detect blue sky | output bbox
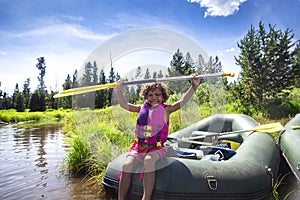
[0,0,299,93]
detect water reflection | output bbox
[0,124,99,200]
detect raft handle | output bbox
[207,175,218,191]
[265,166,274,187]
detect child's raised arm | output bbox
[116,80,140,112]
[166,74,201,114]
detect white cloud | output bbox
[225,47,235,52]
[216,50,223,56]
[19,23,109,41]
[187,0,247,17]
[0,16,115,92]
[103,13,178,31]
[59,14,85,22]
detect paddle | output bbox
[292,125,300,130]
[168,122,284,145]
[168,138,214,146]
[192,122,284,139]
[53,71,235,98]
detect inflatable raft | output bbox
[102,114,281,199]
[279,113,300,182]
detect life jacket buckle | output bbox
[156,141,161,147]
[145,132,152,137]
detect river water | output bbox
[0,124,99,200]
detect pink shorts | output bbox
[128,141,168,162]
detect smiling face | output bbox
[140,82,169,104]
[146,88,163,107]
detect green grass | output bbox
[62,107,134,177]
[0,108,71,122]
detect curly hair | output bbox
[140,82,169,102]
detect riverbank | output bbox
[0,108,71,125]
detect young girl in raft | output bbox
[116,75,201,200]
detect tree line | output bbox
[0,21,299,118]
[0,57,55,111]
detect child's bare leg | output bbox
[142,152,160,200]
[118,156,138,200]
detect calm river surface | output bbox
[0,124,99,200]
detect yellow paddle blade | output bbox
[292,125,300,130]
[219,140,240,150]
[53,82,121,98]
[250,122,284,133]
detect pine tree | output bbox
[95,69,108,108]
[235,21,297,112]
[2,92,11,109]
[107,66,117,106]
[157,70,164,78]
[34,57,47,111]
[168,49,192,93]
[293,42,300,87]
[36,57,47,91]
[168,49,185,77]
[184,52,195,75]
[74,62,95,109]
[16,93,25,112]
[82,62,93,86]
[12,83,25,111]
[61,74,72,108]
[92,61,98,85]
[12,83,19,109]
[195,54,206,74]
[153,71,157,79]
[144,68,151,79]
[135,66,143,79]
[73,70,79,88]
[63,74,72,90]
[23,78,31,109]
[29,91,39,112]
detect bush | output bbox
[64,107,134,176]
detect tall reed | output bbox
[63,106,134,177]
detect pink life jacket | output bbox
[135,102,169,146]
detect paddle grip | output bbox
[222,72,235,77]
